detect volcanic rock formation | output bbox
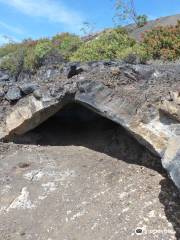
[0,61,179,188]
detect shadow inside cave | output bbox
[12,102,180,239]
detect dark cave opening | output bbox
[13,102,163,173]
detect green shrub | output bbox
[52,33,82,60]
[22,39,54,72]
[0,53,20,75]
[117,44,149,63]
[0,34,82,73]
[0,40,34,73]
[34,40,52,59]
[0,42,21,58]
[23,39,54,72]
[23,46,38,72]
[71,28,146,62]
[0,46,26,75]
[0,33,81,74]
[142,21,180,61]
[0,39,54,73]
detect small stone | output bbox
[20,232,26,236]
[33,89,42,99]
[18,162,31,169]
[110,67,121,76]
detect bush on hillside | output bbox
[70,28,147,62]
[0,33,82,74]
[23,39,53,72]
[0,39,40,74]
[116,44,148,63]
[2,21,180,75]
[0,42,20,58]
[52,33,82,60]
[0,50,24,76]
[142,21,180,61]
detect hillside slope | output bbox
[126,14,180,41]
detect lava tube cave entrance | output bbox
[13,102,162,172]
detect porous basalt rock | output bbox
[0,61,179,189]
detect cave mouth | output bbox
[13,102,163,172]
[13,102,118,148]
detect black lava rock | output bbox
[67,65,84,79]
[20,83,39,95]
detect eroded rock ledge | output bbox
[0,61,179,188]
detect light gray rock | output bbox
[0,72,9,82]
[33,89,42,99]
[5,86,22,101]
[162,136,180,188]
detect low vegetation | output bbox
[142,20,180,61]
[0,33,82,74]
[71,28,148,62]
[0,21,180,75]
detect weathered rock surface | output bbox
[0,61,179,189]
[162,136,180,189]
[5,86,22,101]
